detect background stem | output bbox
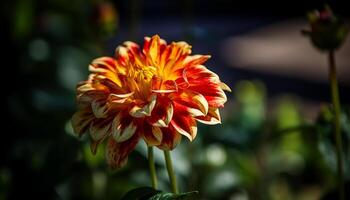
[328,50,344,200]
[164,150,178,194]
[148,146,158,189]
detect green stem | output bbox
[328,50,344,200]
[148,146,158,189]
[164,150,178,194]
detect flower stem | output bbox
[148,146,158,189]
[164,150,178,194]
[328,50,344,200]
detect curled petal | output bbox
[71,107,94,137]
[106,134,139,169]
[174,65,220,87]
[171,102,198,141]
[175,65,227,107]
[76,80,109,104]
[97,78,125,94]
[108,92,134,104]
[185,65,219,81]
[151,76,178,93]
[171,90,208,117]
[89,117,113,154]
[112,113,137,142]
[188,81,227,107]
[147,96,173,127]
[142,123,163,146]
[219,82,232,92]
[157,125,182,150]
[195,107,221,125]
[91,99,109,118]
[129,94,156,118]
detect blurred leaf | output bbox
[121,187,160,200]
[275,96,301,131]
[83,142,105,168]
[148,191,199,200]
[235,80,266,129]
[13,0,33,38]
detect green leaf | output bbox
[121,187,161,200]
[148,191,199,200]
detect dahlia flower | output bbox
[72,35,230,169]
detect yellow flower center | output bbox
[127,65,158,100]
[133,65,157,83]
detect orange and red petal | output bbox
[170,90,208,117]
[106,133,140,169]
[111,111,138,143]
[120,41,145,67]
[71,106,94,137]
[187,80,227,108]
[157,125,182,150]
[146,95,173,127]
[142,122,163,146]
[129,94,156,118]
[151,76,178,93]
[195,107,221,125]
[183,55,211,68]
[170,102,198,141]
[89,57,123,87]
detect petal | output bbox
[89,57,116,74]
[89,117,113,154]
[188,81,227,107]
[161,42,191,76]
[195,107,221,125]
[171,90,208,117]
[89,57,122,87]
[71,107,94,137]
[123,41,141,55]
[122,41,146,67]
[142,122,163,146]
[219,82,232,92]
[89,118,113,141]
[129,94,156,118]
[151,76,178,93]
[147,35,160,65]
[143,36,151,54]
[91,99,109,118]
[108,92,134,104]
[178,65,220,84]
[76,79,109,104]
[157,125,182,150]
[115,45,130,68]
[170,102,198,141]
[146,96,173,127]
[106,134,140,169]
[183,55,211,68]
[112,112,137,142]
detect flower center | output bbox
[134,65,157,83]
[127,65,158,100]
